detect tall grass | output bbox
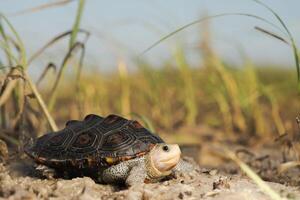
[0,0,87,135]
[142,1,299,93]
[48,0,86,111]
[0,2,297,197]
[174,47,197,126]
[251,0,300,91]
[0,0,296,141]
[118,59,131,117]
[0,14,58,132]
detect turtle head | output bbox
[146,143,181,179]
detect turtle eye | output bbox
[162,145,169,152]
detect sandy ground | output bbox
[0,158,299,200]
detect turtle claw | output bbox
[35,164,56,179]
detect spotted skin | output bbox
[98,156,192,186]
[100,156,151,186]
[34,155,192,186]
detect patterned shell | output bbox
[25,114,164,169]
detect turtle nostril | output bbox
[162,145,169,152]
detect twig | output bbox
[8,0,76,17]
[28,29,89,64]
[225,149,284,200]
[24,71,58,132]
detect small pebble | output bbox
[0,139,8,161]
[163,181,169,186]
[209,169,218,176]
[178,192,184,199]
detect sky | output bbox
[1,0,300,74]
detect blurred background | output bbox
[2,0,300,70]
[1,0,300,173]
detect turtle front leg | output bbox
[125,165,146,187]
[35,164,57,179]
[101,162,130,184]
[101,161,146,186]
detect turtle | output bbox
[24,114,192,186]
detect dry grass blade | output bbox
[278,161,300,174]
[0,14,58,132]
[11,70,26,128]
[0,79,17,106]
[0,37,21,107]
[28,29,90,64]
[254,26,289,45]
[24,71,58,131]
[0,15,27,109]
[0,130,19,146]
[225,149,284,200]
[48,42,84,111]
[0,67,25,108]
[7,74,25,81]
[37,63,57,86]
[8,0,76,17]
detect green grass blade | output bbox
[28,29,89,64]
[140,13,287,55]
[254,26,289,45]
[48,42,84,111]
[251,0,300,84]
[0,14,27,67]
[0,41,19,64]
[47,0,86,111]
[0,21,14,67]
[69,0,85,48]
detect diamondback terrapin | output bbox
[25,114,192,186]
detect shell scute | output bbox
[25,114,164,169]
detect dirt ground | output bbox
[0,155,300,200]
[1,132,300,200]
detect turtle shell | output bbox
[25,114,164,169]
